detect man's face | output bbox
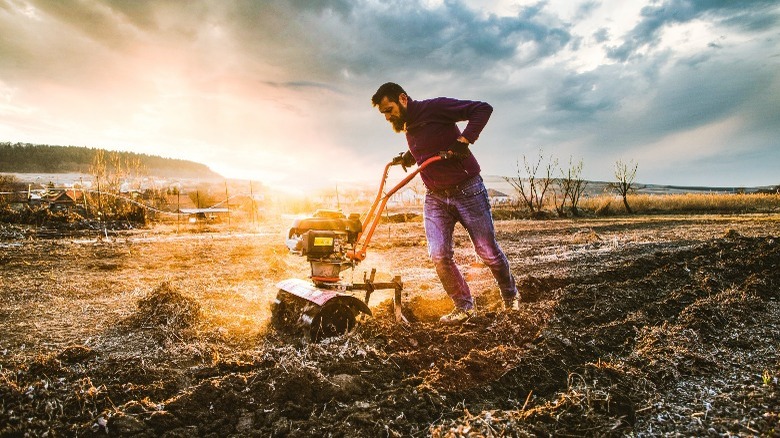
[377,95,407,133]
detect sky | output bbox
[0,0,778,191]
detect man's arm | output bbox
[435,97,493,144]
[460,101,492,144]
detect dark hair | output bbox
[371,82,409,107]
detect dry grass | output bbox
[578,192,780,215]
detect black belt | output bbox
[426,175,481,197]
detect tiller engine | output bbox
[272,153,448,341]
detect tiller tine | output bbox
[273,278,371,341]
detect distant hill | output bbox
[0,142,222,179]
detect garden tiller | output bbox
[272,152,452,341]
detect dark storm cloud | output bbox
[589,55,778,155]
[607,0,780,61]
[534,32,779,169]
[223,0,573,81]
[528,0,780,164]
[720,8,780,32]
[640,63,766,134]
[548,70,618,115]
[1,0,574,90]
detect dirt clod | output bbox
[56,344,96,363]
[133,281,201,330]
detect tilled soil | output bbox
[1,215,779,436]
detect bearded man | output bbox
[371,82,518,324]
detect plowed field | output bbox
[1,214,779,436]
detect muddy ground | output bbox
[1,214,779,437]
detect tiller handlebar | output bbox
[348,153,446,261]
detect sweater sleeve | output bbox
[434,97,493,143]
[462,102,492,143]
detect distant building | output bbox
[388,187,424,206]
[40,190,77,212]
[2,190,29,211]
[487,188,510,205]
[179,208,230,223]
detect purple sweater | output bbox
[404,97,493,190]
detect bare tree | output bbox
[552,174,570,217]
[90,150,107,215]
[188,183,221,209]
[553,157,588,217]
[567,159,588,216]
[89,150,137,218]
[611,159,638,214]
[108,152,124,194]
[90,150,106,184]
[504,150,556,215]
[0,174,19,206]
[126,155,146,192]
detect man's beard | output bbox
[390,105,407,133]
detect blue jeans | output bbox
[424,175,517,310]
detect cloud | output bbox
[217,0,575,84]
[557,52,774,146]
[574,1,600,21]
[606,0,780,61]
[547,70,619,115]
[0,0,778,188]
[720,7,780,32]
[593,28,610,43]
